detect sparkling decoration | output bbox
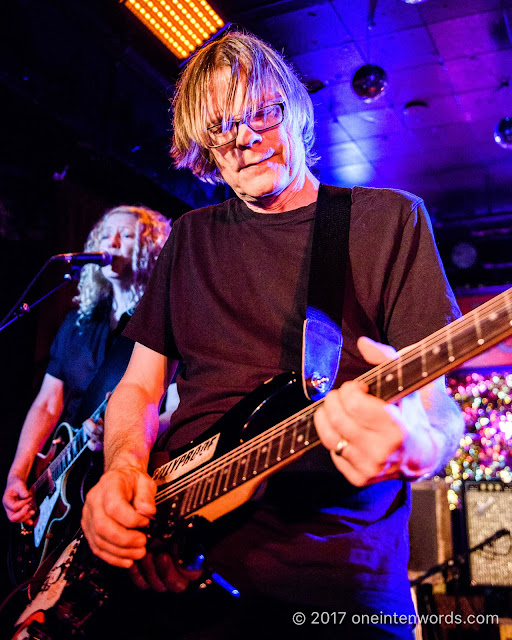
[351,64,388,103]
[443,371,512,509]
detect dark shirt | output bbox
[47,307,133,425]
[124,186,460,614]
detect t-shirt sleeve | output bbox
[123,231,180,359]
[46,311,79,381]
[383,197,461,351]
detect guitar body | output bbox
[10,534,110,640]
[149,370,314,541]
[8,423,98,589]
[7,284,512,638]
[9,373,311,640]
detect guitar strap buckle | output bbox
[302,307,343,401]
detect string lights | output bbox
[121,0,224,59]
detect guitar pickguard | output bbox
[15,536,82,630]
[34,476,63,548]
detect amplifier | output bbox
[409,479,452,575]
[464,480,512,587]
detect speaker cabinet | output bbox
[409,479,453,575]
[463,480,512,587]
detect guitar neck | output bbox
[32,398,108,493]
[155,287,512,518]
[363,287,512,402]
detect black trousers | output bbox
[96,581,415,640]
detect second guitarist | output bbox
[3,205,171,580]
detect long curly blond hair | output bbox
[74,205,171,324]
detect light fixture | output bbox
[399,0,429,4]
[351,64,388,103]
[451,242,478,269]
[494,116,512,150]
[121,0,225,59]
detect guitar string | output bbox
[154,407,320,507]
[357,290,512,386]
[32,398,108,492]
[154,408,318,507]
[154,289,512,508]
[358,290,511,382]
[33,427,89,492]
[153,290,512,502]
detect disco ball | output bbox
[352,64,388,103]
[451,242,478,269]
[494,117,512,150]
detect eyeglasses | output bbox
[205,102,285,148]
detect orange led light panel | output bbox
[122,0,224,59]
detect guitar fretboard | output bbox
[156,404,319,518]
[33,398,108,494]
[363,287,512,402]
[155,287,512,518]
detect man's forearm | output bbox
[103,381,160,473]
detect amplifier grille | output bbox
[464,481,512,587]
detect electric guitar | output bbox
[8,398,108,588]
[10,287,512,639]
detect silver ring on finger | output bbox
[333,438,348,457]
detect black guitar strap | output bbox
[302,184,352,400]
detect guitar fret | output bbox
[197,476,210,507]
[250,445,260,475]
[375,370,382,399]
[240,452,250,482]
[284,429,295,457]
[475,311,484,346]
[276,431,284,462]
[180,488,193,516]
[290,426,297,455]
[369,364,398,401]
[187,481,198,510]
[446,325,455,363]
[397,357,403,392]
[191,479,203,510]
[162,493,180,525]
[429,340,449,375]
[421,342,427,378]
[304,415,312,445]
[221,463,232,492]
[232,455,242,487]
[213,467,224,498]
[202,472,214,502]
[264,439,272,468]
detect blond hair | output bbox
[74,205,171,323]
[171,31,318,183]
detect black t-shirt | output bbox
[124,186,460,613]
[47,307,134,425]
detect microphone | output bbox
[51,252,113,267]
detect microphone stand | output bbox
[411,529,511,640]
[0,256,81,333]
[410,528,511,588]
